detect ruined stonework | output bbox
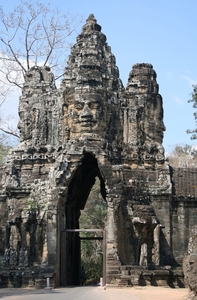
[0,14,196,288]
[183,226,197,300]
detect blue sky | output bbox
[1,0,197,152]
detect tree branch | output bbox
[0,127,20,138]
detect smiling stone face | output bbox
[143,95,166,145]
[17,109,33,142]
[64,91,107,138]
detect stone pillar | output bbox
[106,199,121,284]
[152,224,161,266]
[47,205,58,266]
[139,243,148,267]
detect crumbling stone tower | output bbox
[0,14,196,288]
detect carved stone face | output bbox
[18,110,32,141]
[65,92,106,137]
[144,96,166,144]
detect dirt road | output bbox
[0,286,188,300]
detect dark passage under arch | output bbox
[60,152,106,286]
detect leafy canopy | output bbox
[187,84,197,139]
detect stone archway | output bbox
[59,152,106,286]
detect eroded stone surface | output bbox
[0,14,196,289]
[183,226,197,299]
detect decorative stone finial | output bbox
[82,14,101,32]
[86,14,96,23]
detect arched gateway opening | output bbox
[59,152,107,286]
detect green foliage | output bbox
[187,84,197,139]
[80,177,107,230]
[79,177,107,285]
[167,144,197,167]
[0,134,12,164]
[25,194,46,212]
[25,198,42,212]
[81,254,103,285]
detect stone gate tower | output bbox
[0,14,196,288]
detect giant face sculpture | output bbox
[64,90,107,138]
[143,95,166,145]
[18,109,32,142]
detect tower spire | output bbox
[82,13,101,32]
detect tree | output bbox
[187,84,197,139]
[80,179,107,230]
[0,133,13,164]
[166,144,197,168]
[0,1,81,137]
[79,177,107,284]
